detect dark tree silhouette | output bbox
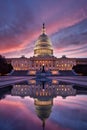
[73,64,87,76]
[0,55,13,75]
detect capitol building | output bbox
[7,24,87,75]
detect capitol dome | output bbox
[34,23,53,56]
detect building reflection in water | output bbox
[0,79,87,130]
[11,79,76,99]
[10,79,78,130]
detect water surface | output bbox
[0,79,87,130]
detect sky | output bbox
[0,95,87,130]
[0,0,87,58]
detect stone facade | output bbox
[7,55,77,71]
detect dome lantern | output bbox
[42,23,46,34]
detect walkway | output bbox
[0,76,87,88]
[50,76,87,87]
[0,76,32,88]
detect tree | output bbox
[0,55,13,75]
[73,64,87,76]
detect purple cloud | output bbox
[0,0,87,57]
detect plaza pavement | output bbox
[0,76,87,88]
[50,76,87,87]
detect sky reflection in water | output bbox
[0,80,87,130]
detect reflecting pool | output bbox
[0,79,87,130]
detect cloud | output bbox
[0,0,35,53]
[52,18,87,57]
[0,0,87,58]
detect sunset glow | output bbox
[0,0,87,58]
